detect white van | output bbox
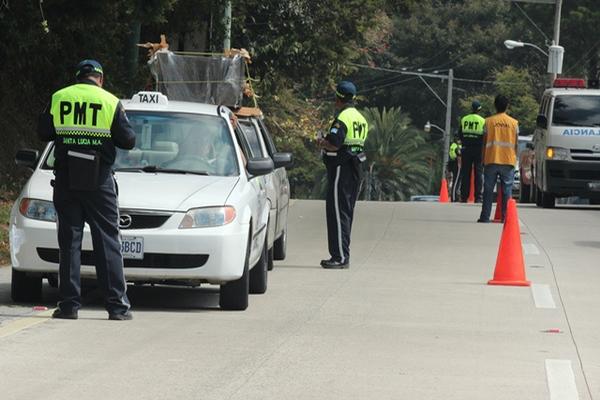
[530,79,600,208]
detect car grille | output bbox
[118,211,172,230]
[549,168,600,180]
[571,149,600,162]
[37,248,208,269]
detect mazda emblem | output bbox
[593,144,600,152]
[119,214,133,229]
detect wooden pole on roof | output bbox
[223,1,232,51]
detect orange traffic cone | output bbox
[467,166,475,203]
[439,178,449,203]
[488,199,530,286]
[493,186,503,222]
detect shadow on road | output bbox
[0,279,222,312]
[573,241,600,249]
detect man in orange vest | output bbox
[477,94,519,223]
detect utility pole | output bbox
[550,0,563,82]
[442,69,454,178]
[349,63,455,179]
[223,1,232,51]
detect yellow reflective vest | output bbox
[460,113,485,138]
[337,107,369,148]
[483,112,519,166]
[50,83,119,146]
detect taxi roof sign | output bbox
[131,91,169,105]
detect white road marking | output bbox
[545,359,579,400]
[523,242,540,255]
[531,284,556,309]
[0,309,53,339]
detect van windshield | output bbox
[552,95,600,127]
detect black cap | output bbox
[75,59,103,78]
[335,81,357,99]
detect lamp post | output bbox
[424,121,445,135]
[503,40,548,56]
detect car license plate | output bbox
[121,236,144,259]
[588,182,600,191]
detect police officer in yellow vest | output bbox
[448,136,462,201]
[317,81,368,269]
[478,94,519,223]
[37,60,136,320]
[459,100,486,202]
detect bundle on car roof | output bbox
[141,35,255,109]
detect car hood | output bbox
[116,173,239,211]
[24,170,239,212]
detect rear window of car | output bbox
[552,95,600,127]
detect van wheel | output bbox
[220,231,250,311]
[249,232,268,294]
[535,185,543,207]
[11,269,42,303]
[541,191,556,208]
[519,183,531,203]
[273,229,287,261]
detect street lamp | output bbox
[503,40,548,56]
[504,39,564,84]
[424,121,445,135]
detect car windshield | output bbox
[552,95,600,127]
[114,112,239,176]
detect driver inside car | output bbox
[162,126,218,172]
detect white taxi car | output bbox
[10,92,274,310]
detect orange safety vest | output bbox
[483,112,519,166]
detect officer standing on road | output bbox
[459,100,486,202]
[448,135,462,202]
[37,60,136,320]
[317,81,369,269]
[478,94,519,223]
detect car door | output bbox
[233,121,271,262]
[255,118,290,240]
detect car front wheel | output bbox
[219,230,250,311]
[249,231,268,294]
[11,269,42,303]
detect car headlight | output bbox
[19,198,57,222]
[546,147,569,160]
[179,206,236,229]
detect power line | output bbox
[512,1,551,45]
[350,63,528,86]
[563,38,600,76]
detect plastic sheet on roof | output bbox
[149,51,245,108]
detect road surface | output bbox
[0,200,599,399]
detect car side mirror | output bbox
[247,157,274,177]
[15,149,40,170]
[526,142,534,150]
[536,114,548,129]
[272,152,293,169]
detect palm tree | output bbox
[362,107,437,201]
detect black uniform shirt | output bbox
[325,105,352,150]
[37,79,136,171]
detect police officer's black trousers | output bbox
[460,146,483,202]
[325,159,360,264]
[53,174,130,314]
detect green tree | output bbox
[361,107,436,201]
[460,66,539,134]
